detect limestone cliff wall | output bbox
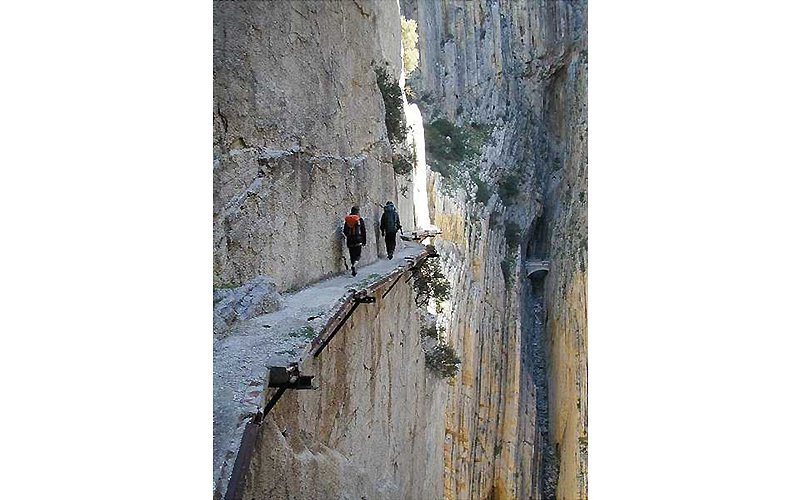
[402,0,588,498]
[425,117,539,500]
[213,0,413,292]
[214,1,587,498]
[214,2,448,499]
[539,48,588,500]
[242,278,447,499]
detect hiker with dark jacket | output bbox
[343,205,367,276]
[380,201,402,260]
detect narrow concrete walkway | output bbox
[213,242,426,494]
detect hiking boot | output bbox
[352,267,357,276]
[388,253,393,260]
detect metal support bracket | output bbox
[268,365,316,390]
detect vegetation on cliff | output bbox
[376,66,406,145]
[424,118,493,204]
[501,222,522,289]
[425,118,485,169]
[425,343,461,378]
[375,65,415,175]
[411,257,451,313]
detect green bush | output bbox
[505,222,522,251]
[421,323,441,339]
[498,172,521,204]
[392,143,416,175]
[501,256,516,289]
[425,119,491,208]
[412,257,451,313]
[425,343,461,378]
[425,118,477,165]
[375,66,407,145]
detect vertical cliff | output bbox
[214,0,410,292]
[214,0,586,498]
[214,1,448,498]
[400,0,587,498]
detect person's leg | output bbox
[348,246,357,275]
[350,245,362,275]
[385,232,396,259]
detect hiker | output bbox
[343,205,367,276]
[380,201,402,260]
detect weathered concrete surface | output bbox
[213,243,425,498]
[213,0,415,293]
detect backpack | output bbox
[384,207,398,233]
[344,214,361,240]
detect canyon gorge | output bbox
[213,1,587,499]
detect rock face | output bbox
[400,0,588,498]
[213,276,283,334]
[214,1,446,498]
[213,0,413,293]
[213,0,587,499]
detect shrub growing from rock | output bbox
[375,66,407,145]
[412,257,451,312]
[392,143,415,175]
[501,256,516,289]
[425,343,461,378]
[498,172,521,204]
[505,222,522,251]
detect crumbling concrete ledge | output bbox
[213,243,435,499]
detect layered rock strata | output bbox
[401,0,588,498]
[213,0,587,498]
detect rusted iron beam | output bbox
[381,273,405,298]
[263,387,287,415]
[223,405,264,500]
[310,250,433,358]
[313,301,360,357]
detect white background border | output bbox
[1,1,798,498]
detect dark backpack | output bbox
[384,208,398,233]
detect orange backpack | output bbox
[344,214,361,239]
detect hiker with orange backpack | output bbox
[343,205,367,276]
